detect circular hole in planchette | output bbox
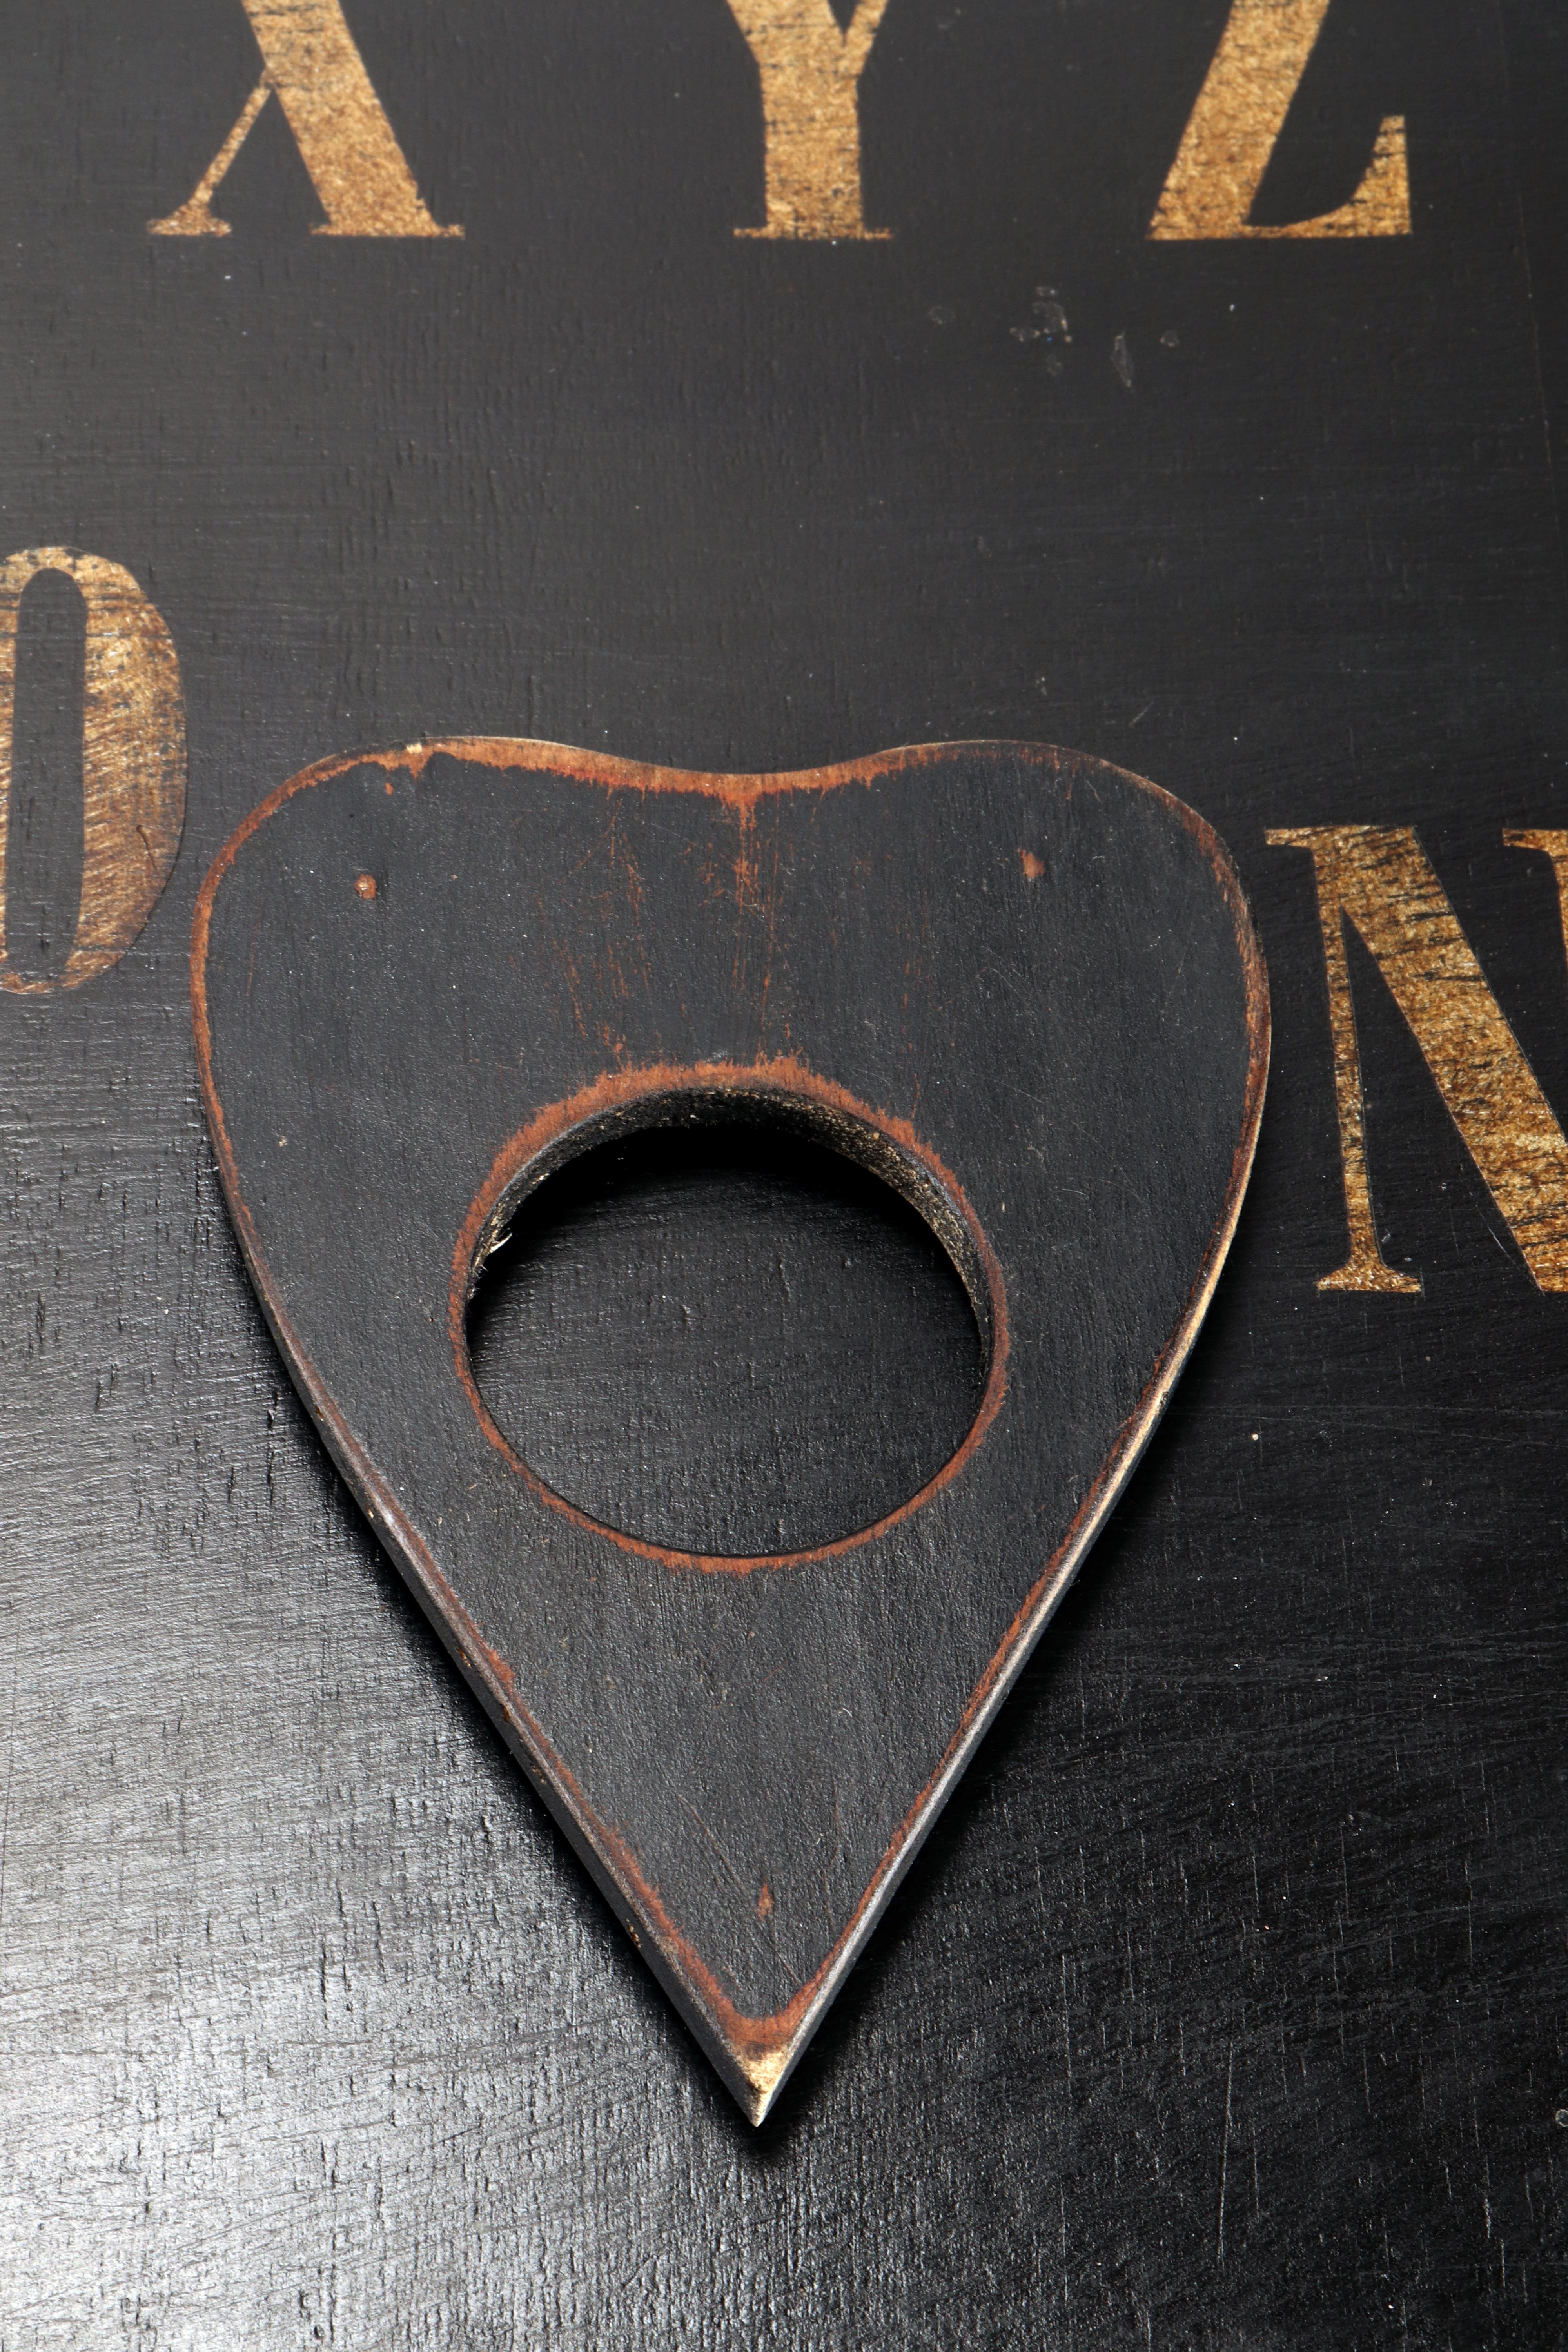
[465,1117,990,1559]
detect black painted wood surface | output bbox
[0,0,1565,2339]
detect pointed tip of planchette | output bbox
[625,1910,808,2126]
[735,2041,792,2129]
[715,2014,811,2127]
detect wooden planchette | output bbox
[191,738,1268,2122]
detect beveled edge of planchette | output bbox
[190,735,1271,2127]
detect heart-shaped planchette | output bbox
[192,739,1268,2121]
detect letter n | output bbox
[1267,826,1568,1292]
[151,0,459,238]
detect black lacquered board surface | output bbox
[0,0,1566,2342]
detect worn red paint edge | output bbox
[190,735,1271,2125]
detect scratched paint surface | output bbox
[0,0,1566,2343]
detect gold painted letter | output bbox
[725,0,894,240]
[0,550,187,993]
[1150,0,1408,240]
[151,0,459,238]
[1268,826,1568,1291]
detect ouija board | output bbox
[2,0,1566,2343]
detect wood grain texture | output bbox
[0,0,1564,2337]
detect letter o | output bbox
[0,547,186,993]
